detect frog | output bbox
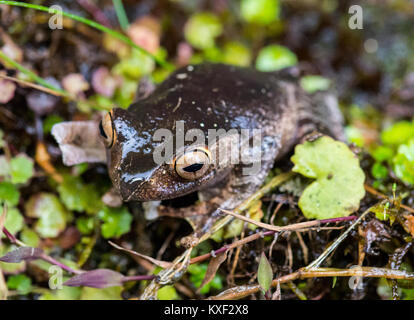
[97,63,345,240]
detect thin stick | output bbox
[220,209,356,233]
[209,267,414,300]
[0,74,66,97]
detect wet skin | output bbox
[99,63,344,234]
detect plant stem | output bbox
[112,0,129,31]
[122,275,156,282]
[40,253,82,275]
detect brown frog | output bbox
[98,63,344,237]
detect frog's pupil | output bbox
[183,163,204,173]
[99,121,108,139]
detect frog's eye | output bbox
[173,147,211,180]
[99,112,116,148]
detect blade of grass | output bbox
[0,49,72,97]
[0,1,173,70]
[112,0,129,31]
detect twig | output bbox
[208,267,414,300]
[220,209,356,233]
[0,74,66,97]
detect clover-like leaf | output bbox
[291,135,365,220]
[25,193,68,238]
[4,207,24,235]
[57,175,103,214]
[256,45,297,72]
[184,12,223,50]
[98,206,133,239]
[0,181,20,206]
[393,138,414,185]
[10,154,34,184]
[300,75,331,93]
[381,120,414,146]
[241,0,280,26]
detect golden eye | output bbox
[173,147,211,180]
[99,111,116,148]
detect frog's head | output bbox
[99,108,233,202]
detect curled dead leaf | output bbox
[51,121,106,166]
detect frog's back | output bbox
[128,63,344,158]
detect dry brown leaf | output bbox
[197,251,227,293]
[404,215,414,237]
[35,141,63,183]
[51,121,106,165]
[108,241,172,269]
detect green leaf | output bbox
[80,286,123,300]
[258,253,273,293]
[256,45,297,72]
[371,145,394,163]
[184,12,223,50]
[393,138,414,185]
[57,175,103,214]
[25,193,68,238]
[291,135,366,219]
[381,121,414,146]
[113,49,155,80]
[0,156,10,177]
[241,0,280,25]
[98,206,133,239]
[10,154,34,184]
[344,126,365,147]
[76,216,94,235]
[4,207,24,235]
[300,75,331,93]
[43,115,64,134]
[157,285,179,300]
[0,129,5,148]
[7,274,32,294]
[0,181,20,206]
[222,41,252,67]
[40,285,82,300]
[20,227,40,247]
[371,162,388,180]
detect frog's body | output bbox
[101,63,344,235]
